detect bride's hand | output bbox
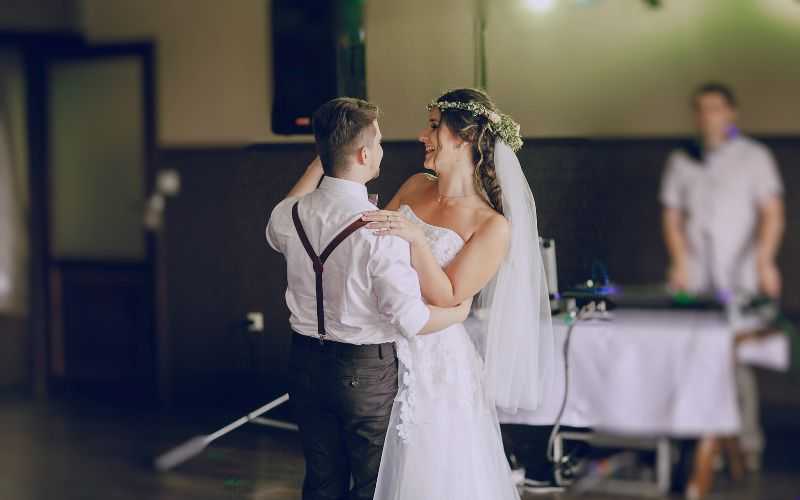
[361,210,426,246]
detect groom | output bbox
[266,97,470,500]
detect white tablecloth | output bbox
[498,310,741,437]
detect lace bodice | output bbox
[398,204,464,267]
[392,204,485,444]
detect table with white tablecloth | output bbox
[497,309,742,437]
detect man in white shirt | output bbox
[266,97,470,500]
[661,83,784,300]
[660,83,785,477]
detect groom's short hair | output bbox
[312,97,380,176]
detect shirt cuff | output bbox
[397,301,431,338]
[659,192,681,209]
[265,225,281,253]
[756,185,784,206]
[265,196,298,253]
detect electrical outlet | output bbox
[246,312,264,333]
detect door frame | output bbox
[19,38,167,404]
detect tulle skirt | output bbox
[374,323,520,500]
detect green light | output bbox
[672,291,695,305]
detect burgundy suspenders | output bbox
[291,202,368,344]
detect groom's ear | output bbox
[355,145,368,166]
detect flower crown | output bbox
[427,100,523,152]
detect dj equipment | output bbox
[540,238,559,312]
[562,284,726,311]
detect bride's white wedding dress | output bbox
[373,204,520,500]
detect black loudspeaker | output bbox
[271,0,366,135]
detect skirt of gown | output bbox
[373,323,520,500]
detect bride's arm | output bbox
[414,216,509,307]
[364,210,510,307]
[366,174,459,306]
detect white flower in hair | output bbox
[427,98,524,152]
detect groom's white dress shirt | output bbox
[267,176,430,345]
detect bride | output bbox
[362,88,555,499]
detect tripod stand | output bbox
[154,392,298,471]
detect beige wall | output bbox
[81,0,290,146]
[488,0,800,137]
[81,0,800,145]
[366,0,475,141]
[81,0,473,145]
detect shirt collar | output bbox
[318,176,368,200]
[705,134,745,162]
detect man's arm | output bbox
[419,301,472,335]
[756,196,785,298]
[662,207,689,291]
[266,156,324,253]
[286,156,324,199]
[660,153,689,291]
[362,208,509,307]
[752,148,785,298]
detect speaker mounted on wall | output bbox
[271,0,366,135]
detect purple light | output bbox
[715,289,733,305]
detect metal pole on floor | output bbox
[154,393,293,471]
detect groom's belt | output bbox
[292,332,397,361]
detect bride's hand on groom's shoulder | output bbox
[361,210,425,247]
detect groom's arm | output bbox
[419,301,472,335]
[265,197,295,254]
[266,156,324,253]
[370,235,470,337]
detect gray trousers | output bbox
[289,333,398,500]
[736,364,764,454]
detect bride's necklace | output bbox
[436,191,481,204]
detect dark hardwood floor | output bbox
[0,394,796,500]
